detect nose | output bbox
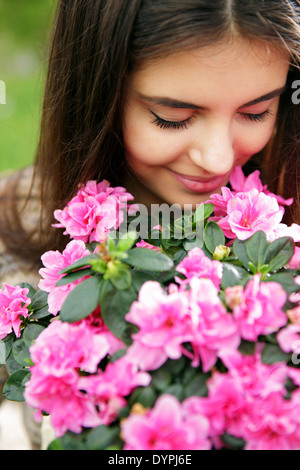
[188,118,235,176]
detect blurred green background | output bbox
[0,0,58,172]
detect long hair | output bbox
[1,0,300,267]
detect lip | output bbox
[169,169,229,194]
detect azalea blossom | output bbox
[136,240,162,252]
[225,274,287,341]
[207,167,300,242]
[24,319,111,436]
[0,284,31,340]
[79,355,151,425]
[38,240,91,315]
[184,347,300,449]
[121,394,211,450]
[187,277,240,371]
[53,180,135,243]
[125,281,192,370]
[286,246,300,269]
[229,166,293,207]
[175,247,223,288]
[218,189,283,240]
[243,392,300,450]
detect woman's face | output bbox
[122,38,289,208]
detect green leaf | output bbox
[183,372,209,398]
[23,323,46,348]
[163,384,184,401]
[60,276,102,323]
[151,369,172,392]
[183,236,204,251]
[30,289,48,311]
[129,386,157,408]
[221,433,245,449]
[3,369,31,402]
[86,426,122,451]
[108,267,132,290]
[204,221,225,254]
[116,231,137,252]
[18,283,36,299]
[55,268,94,286]
[99,279,138,345]
[48,433,87,450]
[131,270,154,292]
[12,339,30,367]
[194,203,214,224]
[246,231,268,269]
[124,247,174,272]
[238,340,256,356]
[264,271,300,294]
[221,262,252,288]
[232,238,251,270]
[0,335,14,364]
[58,254,100,274]
[6,351,23,374]
[0,341,6,365]
[264,236,295,272]
[30,304,52,320]
[261,343,290,364]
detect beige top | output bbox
[0,166,41,288]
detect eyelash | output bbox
[150,111,193,130]
[150,109,273,130]
[239,109,273,123]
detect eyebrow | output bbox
[137,86,286,110]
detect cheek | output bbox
[123,120,184,167]
[235,121,276,160]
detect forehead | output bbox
[128,38,290,109]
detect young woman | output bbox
[0,0,299,450]
[0,0,299,275]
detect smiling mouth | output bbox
[169,169,229,193]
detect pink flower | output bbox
[0,284,31,340]
[286,246,300,269]
[38,240,91,315]
[225,274,287,341]
[121,394,211,450]
[219,348,290,399]
[188,277,240,371]
[136,240,162,252]
[243,392,300,450]
[229,166,293,207]
[206,166,297,241]
[76,307,125,356]
[53,180,135,243]
[80,355,151,425]
[183,375,249,443]
[125,282,191,370]
[175,247,223,288]
[24,319,111,437]
[219,189,283,240]
[184,347,296,447]
[277,323,300,353]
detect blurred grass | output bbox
[0,0,57,172]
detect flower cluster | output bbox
[0,284,31,340]
[53,179,137,243]
[208,166,300,242]
[1,166,300,450]
[24,317,150,437]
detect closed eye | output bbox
[150,110,193,130]
[239,109,273,123]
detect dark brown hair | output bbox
[1,0,300,267]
